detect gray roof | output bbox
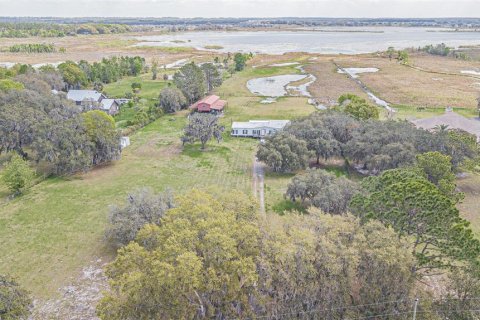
[101,99,116,110]
[412,112,480,139]
[232,120,290,130]
[66,90,104,102]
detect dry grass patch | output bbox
[333,54,479,109]
[304,57,368,106]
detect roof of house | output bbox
[190,95,226,110]
[411,111,480,138]
[66,90,104,102]
[100,99,117,111]
[232,120,291,130]
[202,95,221,105]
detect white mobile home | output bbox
[231,120,290,138]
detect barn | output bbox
[190,95,227,113]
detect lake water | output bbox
[134,27,480,54]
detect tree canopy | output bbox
[182,113,224,150]
[256,132,311,173]
[350,168,480,273]
[286,168,358,214]
[174,62,206,104]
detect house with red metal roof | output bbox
[190,95,227,113]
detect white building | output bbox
[231,120,290,138]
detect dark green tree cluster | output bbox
[8,43,57,53]
[0,72,121,176]
[0,22,131,38]
[420,43,452,56]
[337,93,379,120]
[286,168,358,214]
[260,111,479,175]
[98,190,419,320]
[350,168,480,274]
[77,56,146,84]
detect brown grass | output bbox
[331,53,480,109]
[304,56,369,105]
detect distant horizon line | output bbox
[1,16,480,19]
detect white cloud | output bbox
[0,0,479,17]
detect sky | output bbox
[1,0,480,18]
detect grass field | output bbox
[0,58,317,301]
[1,50,479,307]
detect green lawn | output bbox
[0,60,317,301]
[3,55,478,305]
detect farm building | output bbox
[67,90,106,106]
[100,99,120,116]
[231,120,290,138]
[67,90,121,115]
[190,95,227,113]
[411,110,480,141]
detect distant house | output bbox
[67,90,121,115]
[411,110,480,141]
[66,90,106,106]
[190,95,227,113]
[100,99,120,116]
[231,120,290,138]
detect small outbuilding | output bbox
[231,120,290,138]
[190,95,227,113]
[100,99,120,116]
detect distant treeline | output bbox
[8,43,63,53]
[2,17,480,28]
[0,22,132,38]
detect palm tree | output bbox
[434,124,450,133]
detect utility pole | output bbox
[412,298,419,320]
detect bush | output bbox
[1,154,35,195]
[0,274,32,320]
[105,188,175,247]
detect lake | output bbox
[134,27,480,54]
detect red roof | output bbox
[190,95,226,111]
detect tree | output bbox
[182,113,224,150]
[0,274,32,320]
[258,213,416,319]
[416,151,461,201]
[345,120,419,174]
[173,62,206,104]
[285,168,358,214]
[159,87,187,113]
[0,79,24,92]
[201,63,222,92]
[234,53,247,71]
[257,132,311,173]
[82,110,121,166]
[435,264,480,320]
[151,58,158,80]
[105,188,175,247]
[58,61,87,89]
[387,46,396,60]
[287,116,341,164]
[338,94,379,120]
[131,82,141,93]
[397,50,409,64]
[97,190,260,320]
[1,154,35,195]
[350,168,480,273]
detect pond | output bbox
[247,74,310,97]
